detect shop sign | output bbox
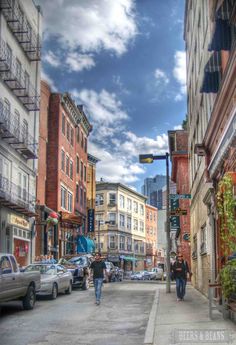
[9,215,30,229]
[87,209,95,232]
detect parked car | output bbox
[150,267,164,280]
[59,255,91,290]
[104,261,116,282]
[130,271,144,280]
[0,253,40,310]
[24,264,73,299]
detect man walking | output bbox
[172,254,189,301]
[90,252,107,305]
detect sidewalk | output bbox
[151,285,236,345]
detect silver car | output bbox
[24,264,73,299]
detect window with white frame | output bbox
[133,201,138,213]
[109,235,116,249]
[120,236,125,250]
[61,150,65,171]
[127,198,132,211]
[200,224,207,254]
[66,155,69,176]
[108,213,116,225]
[68,192,73,212]
[134,240,139,252]
[127,237,132,251]
[96,193,104,206]
[109,193,116,205]
[119,214,125,228]
[127,216,131,230]
[134,219,138,231]
[140,204,144,215]
[140,242,145,253]
[61,186,67,209]
[119,194,125,208]
[139,220,144,232]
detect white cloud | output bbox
[173,125,182,130]
[41,69,57,91]
[66,52,95,72]
[154,69,169,85]
[36,0,138,56]
[173,51,186,101]
[43,51,60,67]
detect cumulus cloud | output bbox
[41,69,57,91]
[66,52,95,72]
[173,50,186,101]
[154,69,169,85]
[36,0,137,56]
[43,51,60,67]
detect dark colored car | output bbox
[59,255,92,290]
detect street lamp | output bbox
[139,152,171,293]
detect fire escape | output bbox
[0,0,41,61]
[0,38,40,111]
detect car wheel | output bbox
[22,285,36,310]
[65,281,72,294]
[82,277,90,290]
[51,283,58,300]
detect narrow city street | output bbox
[0,281,158,345]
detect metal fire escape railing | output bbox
[0,99,38,159]
[0,174,36,216]
[0,0,41,61]
[0,38,40,111]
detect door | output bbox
[0,255,18,301]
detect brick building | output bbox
[168,130,191,268]
[36,81,92,259]
[145,204,158,268]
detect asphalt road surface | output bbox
[0,281,158,345]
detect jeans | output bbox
[94,278,103,302]
[176,277,185,299]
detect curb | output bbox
[144,288,160,345]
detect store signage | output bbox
[170,208,187,216]
[170,216,180,229]
[170,194,191,199]
[9,215,30,229]
[87,209,95,232]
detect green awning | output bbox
[121,256,138,261]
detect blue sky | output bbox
[36,0,187,192]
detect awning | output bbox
[200,52,221,93]
[120,255,138,261]
[60,211,82,226]
[209,0,234,52]
[77,235,95,253]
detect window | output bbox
[84,190,86,208]
[140,204,144,215]
[134,219,138,231]
[66,121,70,141]
[84,137,87,152]
[15,59,21,82]
[133,201,138,213]
[68,192,73,212]
[150,212,152,220]
[61,150,65,171]
[76,156,79,174]
[127,198,132,211]
[14,110,20,137]
[62,113,65,134]
[200,225,207,255]
[22,119,28,142]
[76,184,79,203]
[134,240,139,253]
[119,214,125,228]
[70,160,73,179]
[96,193,104,206]
[119,194,125,208]
[6,44,12,67]
[81,132,84,148]
[0,256,12,273]
[76,127,80,143]
[140,242,144,254]
[24,71,29,93]
[140,221,144,232]
[109,193,116,205]
[70,127,74,146]
[109,236,115,250]
[146,211,149,220]
[120,236,125,250]
[18,171,28,201]
[192,235,197,260]
[80,187,83,207]
[127,237,132,251]
[80,161,83,180]
[84,166,86,182]
[9,256,18,272]
[127,216,131,230]
[61,186,66,209]
[66,155,69,176]
[108,213,116,225]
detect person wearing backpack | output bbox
[172,253,190,301]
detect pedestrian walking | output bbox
[90,252,107,305]
[172,253,190,301]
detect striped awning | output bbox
[209,0,235,51]
[200,52,222,93]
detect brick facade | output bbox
[145,204,158,268]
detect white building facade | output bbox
[0,0,41,266]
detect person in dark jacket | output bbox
[90,252,107,305]
[172,254,189,301]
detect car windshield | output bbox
[69,256,87,266]
[25,264,56,275]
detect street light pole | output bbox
[98,220,101,253]
[139,152,171,293]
